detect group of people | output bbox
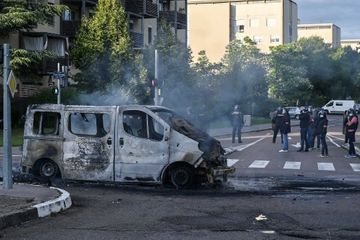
[231,104,358,158]
[271,106,358,158]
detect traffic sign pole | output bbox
[57,63,61,104]
[3,43,13,189]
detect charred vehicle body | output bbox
[21,104,235,188]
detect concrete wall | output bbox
[188,2,230,62]
[298,23,341,48]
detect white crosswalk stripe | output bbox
[317,162,335,171]
[249,160,270,169]
[227,159,239,167]
[350,163,360,172]
[283,161,301,170]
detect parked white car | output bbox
[285,107,301,119]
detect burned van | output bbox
[21,104,235,188]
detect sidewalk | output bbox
[0,183,72,230]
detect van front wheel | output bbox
[170,166,194,189]
[39,160,59,179]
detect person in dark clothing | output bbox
[343,110,349,144]
[345,109,358,158]
[231,105,244,143]
[298,107,310,152]
[279,108,291,152]
[309,108,321,150]
[316,110,328,157]
[272,107,284,144]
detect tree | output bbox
[267,43,312,105]
[219,39,269,115]
[71,0,149,103]
[0,0,67,79]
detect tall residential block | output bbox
[298,23,341,48]
[341,39,360,53]
[188,0,298,62]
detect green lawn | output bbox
[0,128,24,147]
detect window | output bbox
[253,36,263,44]
[69,113,110,137]
[326,101,334,107]
[270,35,280,43]
[238,25,245,33]
[123,110,164,141]
[148,27,152,45]
[33,112,61,135]
[267,18,276,27]
[335,102,343,106]
[250,19,259,28]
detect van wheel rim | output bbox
[41,162,56,177]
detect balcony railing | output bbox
[159,11,187,29]
[61,21,81,38]
[130,31,144,49]
[41,56,68,75]
[125,0,158,18]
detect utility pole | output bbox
[57,63,61,104]
[154,49,159,106]
[3,43,13,189]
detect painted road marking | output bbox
[227,159,239,167]
[317,162,335,171]
[249,160,270,169]
[350,163,360,172]
[283,161,301,170]
[327,135,340,147]
[232,134,270,152]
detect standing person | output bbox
[343,110,349,145]
[298,107,310,152]
[317,110,328,157]
[310,108,321,150]
[345,109,358,158]
[279,108,291,153]
[272,107,284,144]
[231,105,244,143]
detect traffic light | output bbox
[52,87,59,95]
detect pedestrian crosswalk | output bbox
[228,159,360,172]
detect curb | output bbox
[0,187,72,230]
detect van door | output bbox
[62,107,116,181]
[114,108,170,183]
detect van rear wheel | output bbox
[39,160,59,179]
[170,166,194,189]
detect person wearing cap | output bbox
[345,109,358,158]
[231,104,244,143]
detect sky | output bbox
[297,0,360,39]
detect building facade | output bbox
[341,39,360,53]
[298,23,341,48]
[188,0,298,62]
[1,0,188,98]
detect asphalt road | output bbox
[1,184,360,240]
[2,115,360,239]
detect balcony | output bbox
[125,0,158,18]
[130,32,144,49]
[61,21,81,38]
[159,11,187,29]
[61,0,98,6]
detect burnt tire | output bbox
[39,160,59,179]
[170,166,194,189]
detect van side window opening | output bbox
[336,102,343,106]
[69,112,110,137]
[33,112,61,135]
[123,110,164,141]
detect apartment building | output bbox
[298,23,341,48]
[341,39,360,53]
[188,0,298,62]
[1,0,188,98]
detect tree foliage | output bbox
[71,0,149,103]
[0,0,67,78]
